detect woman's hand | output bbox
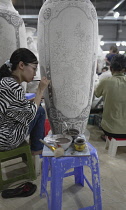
[38,77,50,92]
[34,77,50,108]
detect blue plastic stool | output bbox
[25,93,36,100]
[40,142,102,210]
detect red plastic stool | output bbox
[44,119,51,136]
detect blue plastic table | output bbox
[40,142,102,210]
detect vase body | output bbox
[26,27,41,93]
[97,35,105,73]
[0,0,27,65]
[26,27,37,54]
[26,27,41,80]
[38,0,98,134]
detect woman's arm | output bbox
[33,77,50,108]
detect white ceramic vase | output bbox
[25,27,41,93]
[38,0,98,134]
[0,0,27,90]
[26,27,37,54]
[97,35,105,73]
[26,27,41,80]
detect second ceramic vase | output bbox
[0,0,27,65]
[0,0,27,91]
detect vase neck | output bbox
[0,0,16,12]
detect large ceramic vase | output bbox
[38,0,98,134]
[0,0,27,65]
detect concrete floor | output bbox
[0,124,126,210]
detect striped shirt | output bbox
[0,77,37,151]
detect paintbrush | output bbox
[39,139,64,157]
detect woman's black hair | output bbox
[0,48,38,80]
[110,54,126,72]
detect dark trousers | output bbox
[102,128,126,138]
[28,106,46,151]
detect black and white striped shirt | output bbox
[0,77,37,151]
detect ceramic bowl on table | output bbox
[53,134,72,150]
[62,128,80,141]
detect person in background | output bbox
[0,48,50,154]
[99,66,112,81]
[105,45,119,66]
[94,54,126,140]
[97,66,108,76]
[101,66,109,72]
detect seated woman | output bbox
[0,48,50,154]
[94,54,126,138]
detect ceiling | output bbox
[12,0,126,51]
